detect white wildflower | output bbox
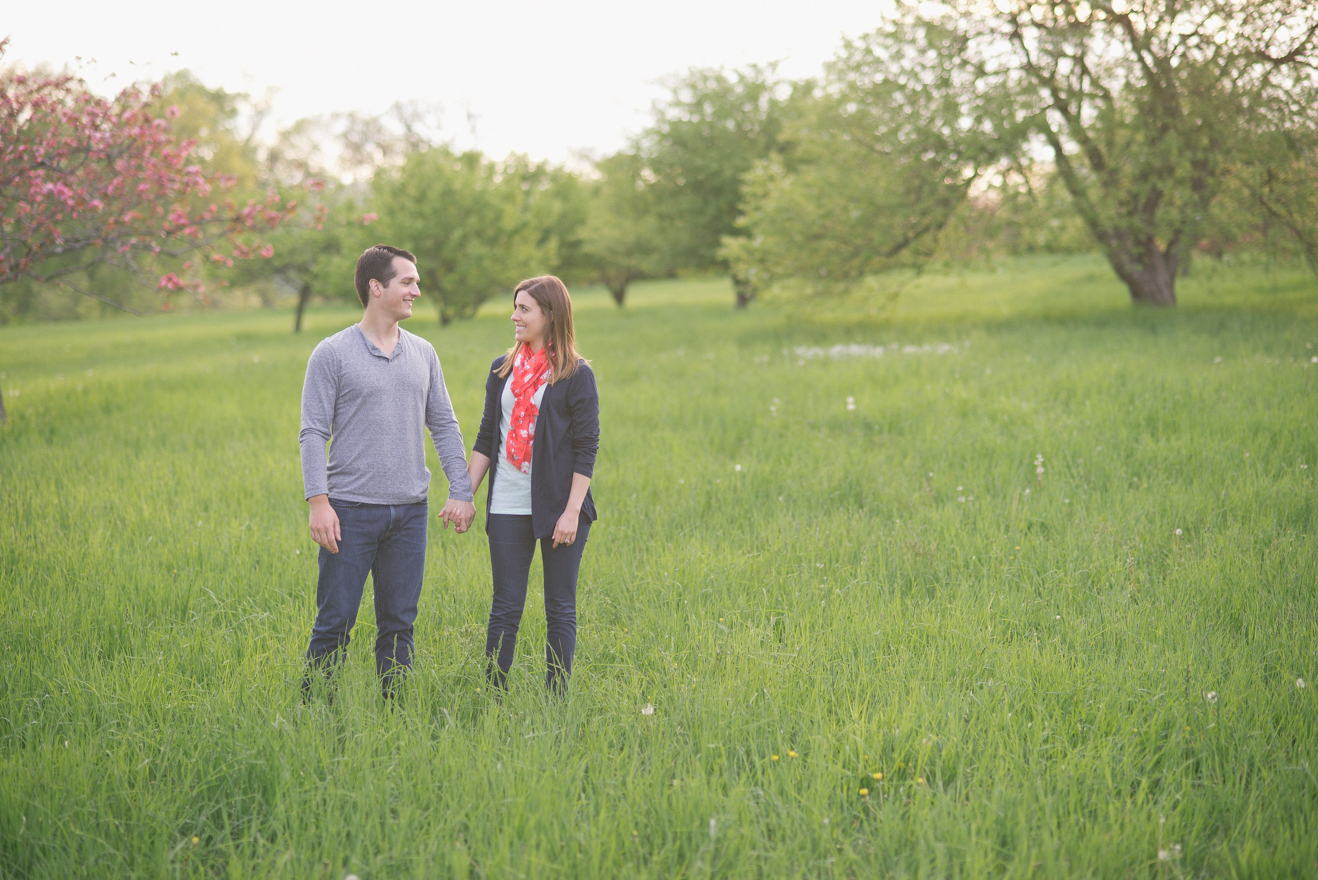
[1206,691,1218,703]
[641,703,655,716]
[1298,678,1306,689]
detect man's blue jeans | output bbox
[303,498,428,697]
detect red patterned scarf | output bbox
[505,344,551,474]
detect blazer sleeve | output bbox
[568,362,600,478]
[472,356,507,459]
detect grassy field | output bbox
[2,253,1316,878]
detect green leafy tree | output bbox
[939,0,1314,305]
[223,181,377,331]
[1239,75,1318,275]
[578,151,664,306]
[990,0,1318,304]
[155,71,264,188]
[725,24,1015,301]
[734,1,1317,307]
[632,65,787,304]
[519,161,593,289]
[371,148,555,325]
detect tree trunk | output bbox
[293,281,312,333]
[608,281,627,307]
[733,274,756,308]
[1106,241,1179,306]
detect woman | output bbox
[468,276,599,695]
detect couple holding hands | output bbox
[298,244,599,700]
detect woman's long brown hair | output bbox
[494,275,586,384]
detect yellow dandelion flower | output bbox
[872,772,882,781]
[191,836,199,845]
[788,750,798,758]
[916,776,926,784]
[859,788,869,797]
[771,754,779,761]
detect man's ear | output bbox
[368,278,381,298]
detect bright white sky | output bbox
[6,0,894,165]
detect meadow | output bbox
[1,253,1316,878]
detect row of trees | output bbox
[3,0,1317,331]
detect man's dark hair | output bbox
[354,244,417,307]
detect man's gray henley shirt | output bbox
[299,324,473,505]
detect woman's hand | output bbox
[553,473,592,549]
[552,508,579,549]
[550,474,593,550]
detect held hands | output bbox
[439,499,476,533]
[308,495,341,554]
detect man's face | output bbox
[370,257,420,320]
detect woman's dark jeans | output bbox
[485,512,590,694]
[303,499,428,699]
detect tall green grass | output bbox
[2,254,1316,878]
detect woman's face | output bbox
[512,290,550,350]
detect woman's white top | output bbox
[489,376,545,515]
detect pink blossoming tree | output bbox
[0,40,295,308]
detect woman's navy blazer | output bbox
[473,355,599,539]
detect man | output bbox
[299,244,475,700]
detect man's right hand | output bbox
[308,495,341,553]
